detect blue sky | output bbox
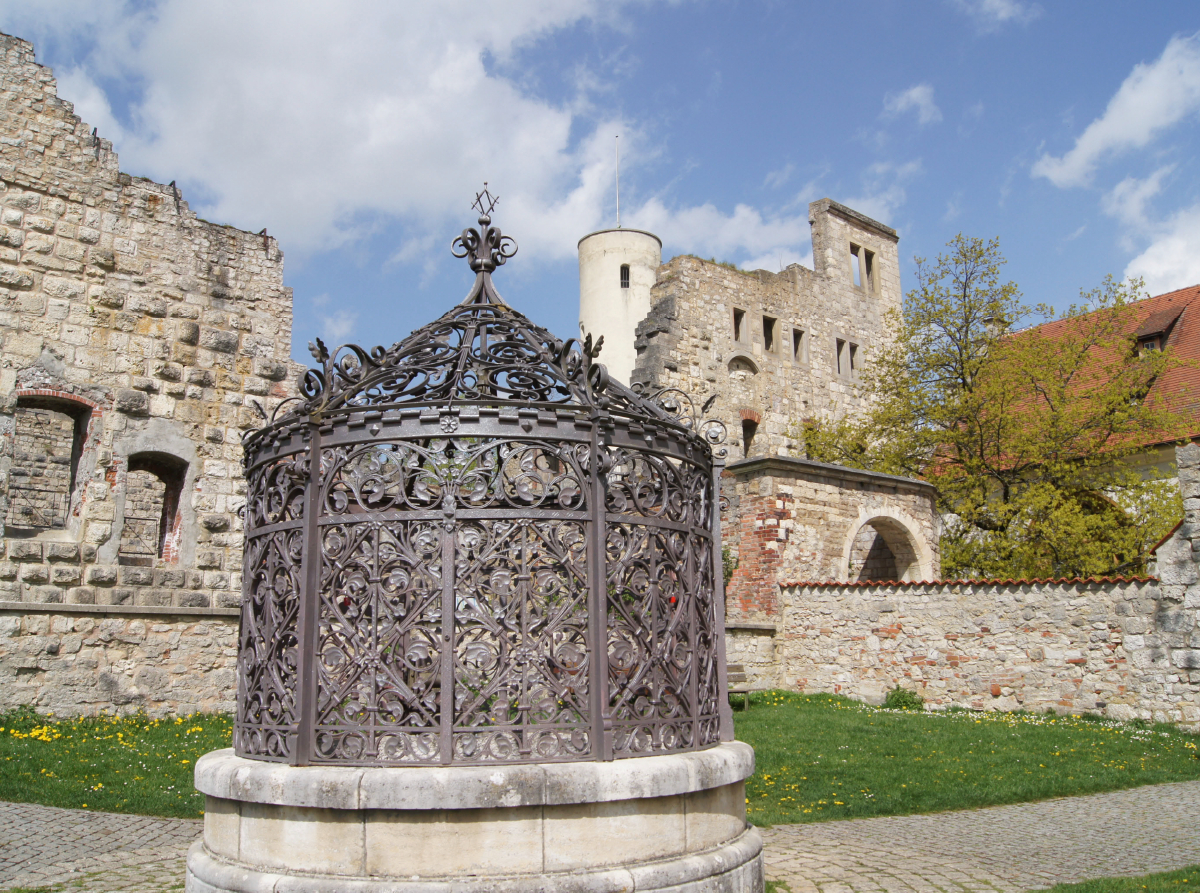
[1,1,1198,364]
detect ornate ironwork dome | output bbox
[236,192,730,766]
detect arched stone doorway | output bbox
[846,516,924,582]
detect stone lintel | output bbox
[726,454,935,494]
[0,600,239,617]
[809,197,899,241]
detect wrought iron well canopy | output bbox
[236,192,730,766]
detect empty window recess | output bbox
[741,419,758,457]
[792,328,805,362]
[733,308,746,341]
[836,339,859,378]
[763,316,777,352]
[620,264,630,289]
[850,244,877,292]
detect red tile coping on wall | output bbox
[1149,518,1185,555]
[779,575,1158,588]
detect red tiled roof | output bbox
[1021,284,1200,444]
[779,576,1157,588]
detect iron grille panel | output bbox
[235,208,730,766]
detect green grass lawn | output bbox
[4,693,1200,826]
[736,691,1200,827]
[1041,865,1200,893]
[0,706,230,818]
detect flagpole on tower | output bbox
[615,135,620,229]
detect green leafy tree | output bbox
[803,235,1184,579]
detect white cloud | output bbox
[739,249,813,275]
[1101,165,1174,230]
[629,199,812,266]
[0,2,920,280]
[883,84,942,126]
[55,67,127,145]
[952,0,1041,33]
[843,160,923,224]
[320,309,359,344]
[764,163,794,190]
[0,0,813,268]
[1123,203,1200,294]
[1032,32,1200,188]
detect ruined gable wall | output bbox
[0,32,295,715]
[632,200,901,462]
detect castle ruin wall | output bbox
[0,32,292,715]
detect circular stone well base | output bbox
[185,742,761,893]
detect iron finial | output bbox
[472,182,499,218]
[452,184,517,273]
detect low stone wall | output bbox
[0,603,237,716]
[728,576,1200,728]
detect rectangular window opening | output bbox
[620,264,630,289]
[6,401,89,531]
[741,419,758,458]
[836,338,846,376]
[763,315,777,352]
[119,456,188,565]
[792,328,805,362]
[864,250,875,293]
[850,244,862,288]
[849,342,859,377]
[733,308,745,341]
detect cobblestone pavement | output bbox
[0,801,197,892]
[3,782,1200,892]
[763,779,1200,892]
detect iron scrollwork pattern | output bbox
[234,201,729,766]
[235,422,309,761]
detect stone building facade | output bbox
[723,456,940,622]
[0,31,296,714]
[630,199,901,460]
[591,199,938,608]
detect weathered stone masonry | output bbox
[0,32,293,714]
[724,443,1200,729]
[632,200,902,462]
[722,455,940,621]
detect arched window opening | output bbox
[118,453,187,565]
[849,517,920,582]
[728,356,759,379]
[620,264,630,289]
[5,398,90,532]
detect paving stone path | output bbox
[0,801,197,892]
[2,782,1200,892]
[763,779,1200,892]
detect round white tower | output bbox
[578,228,662,386]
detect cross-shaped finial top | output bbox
[472,182,499,218]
